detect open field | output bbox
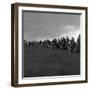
[24,46,80,77]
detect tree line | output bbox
[24,35,80,53]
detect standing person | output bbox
[70,37,75,52]
[66,37,71,54]
[77,35,80,52]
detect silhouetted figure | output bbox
[66,36,71,54]
[77,35,80,52]
[70,37,75,52]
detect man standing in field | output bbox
[66,37,71,54]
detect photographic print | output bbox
[23,11,80,77]
[11,3,88,87]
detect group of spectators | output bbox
[24,35,80,53]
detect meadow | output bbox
[24,46,80,77]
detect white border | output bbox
[18,6,86,84]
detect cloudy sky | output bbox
[23,11,80,41]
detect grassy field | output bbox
[24,46,80,77]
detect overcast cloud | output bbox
[23,11,80,41]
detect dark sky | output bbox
[23,11,80,41]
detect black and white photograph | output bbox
[11,3,87,87]
[23,11,80,77]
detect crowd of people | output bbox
[24,35,80,53]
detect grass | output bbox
[24,46,80,77]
